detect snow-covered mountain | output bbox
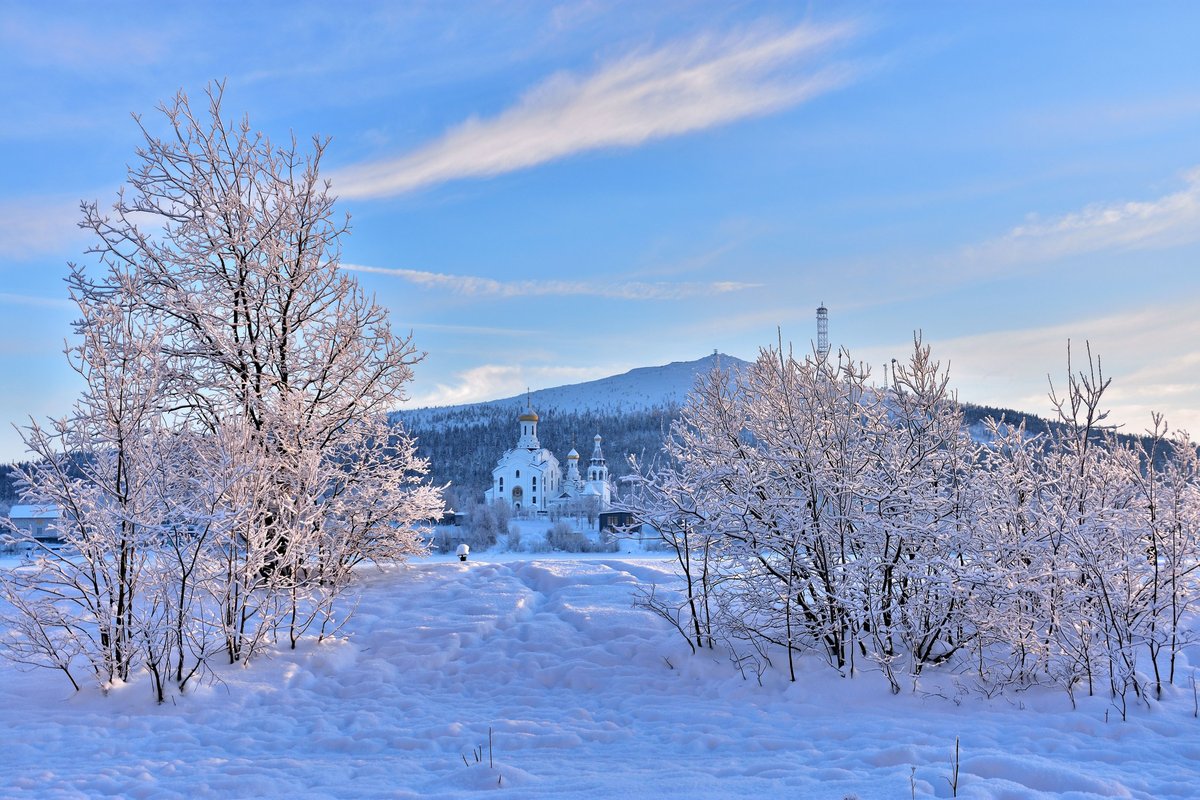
[395,352,1160,501]
[394,352,1064,502]
[403,352,749,427]
[395,354,749,500]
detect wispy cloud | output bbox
[393,320,538,337]
[343,263,759,300]
[0,293,73,310]
[871,302,1200,436]
[409,363,613,408]
[966,166,1200,265]
[333,22,860,198]
[1016,92,1200,141]
[0,11,166,72]
[0,197,88,260]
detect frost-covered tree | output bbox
[1,84,442,699]
[629,335,1200,704]
[629,344,880,679]
[855,336,981,691]
[1139,422,1200,692]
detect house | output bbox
[8,504,61,543]
[599,510,639,534]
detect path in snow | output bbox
[2,556,1199,798]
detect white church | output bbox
[483,404,612,514]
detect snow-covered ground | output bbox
[3,554,1198,799]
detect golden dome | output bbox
[519,410,539,422]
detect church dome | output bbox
[567,448,579,460]
[519,410,539,422]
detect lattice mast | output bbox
[816,303,830,361]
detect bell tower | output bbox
[587,434,608,482]
[517,405,540,450]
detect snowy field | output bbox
[3,554,1199,799]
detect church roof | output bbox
[519,410,539,422]
[492,446,558,473]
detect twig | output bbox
[943,736,960,798]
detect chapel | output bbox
[483,404,612,513]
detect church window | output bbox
[515,470,520,478]
[499,477,504,491]
[532,476,537,489]
[533,496,537,504]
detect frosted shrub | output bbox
[461,500,516,551]
[546,522,617,553]
[628,336,1200,704]
[433,529,456,555]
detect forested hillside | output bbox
[397,402,682,507]
[397,395,1096,508]
[0,400,1170,511]
[0,463,32,513]
[0,359,1176,512]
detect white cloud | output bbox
[869,302,1200,437]
[409,363,612,407]
[333,22,860,198]
[343,263,759,300]
[966,166,1200,265]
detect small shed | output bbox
[599,510,639,534]
[8,504,61,542]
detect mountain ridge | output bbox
[401,352,750,426]
[393,353,1073,506]
[395,354,749,505]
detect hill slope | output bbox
[396,354,750,505]
[402,352,749,426]
[396,353,1071,504]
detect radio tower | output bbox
[816,303,830,361]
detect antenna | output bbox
[816,303,830,361]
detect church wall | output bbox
[486,452,561,513]
[484,408,610,515]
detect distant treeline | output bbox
[0,402,1183,513]
[399,399,1189,509]
[0,463,31,511]
[394,403,683,508]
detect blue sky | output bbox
[2,1,1199,462]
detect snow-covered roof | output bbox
[493,447,559,474]
[9,504,60,520]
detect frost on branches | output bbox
[627,338,1200,708]
[0,85,443,701]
